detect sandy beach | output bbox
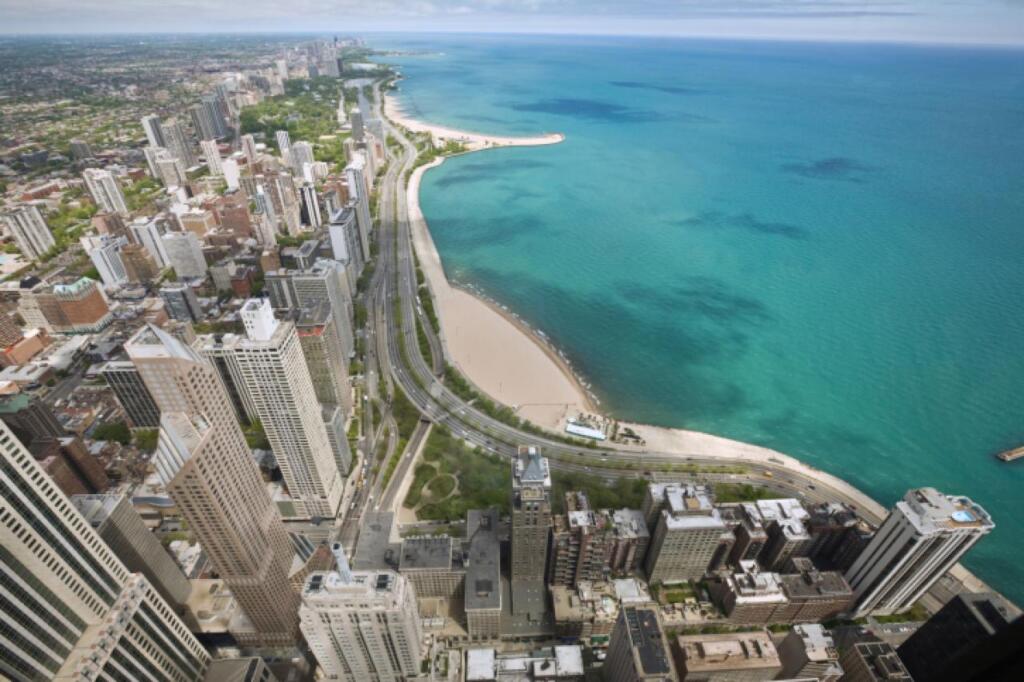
[386,93,563,151]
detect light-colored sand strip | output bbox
[408,158,589,429]
[386,94,563,151]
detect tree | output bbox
[92,421,131,445]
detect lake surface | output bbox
[381,33,1024,605]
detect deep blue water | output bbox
[380,34,1024,605]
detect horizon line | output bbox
[0,27,1022,50]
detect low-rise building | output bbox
[399,535,465,600]
[674,630,782,681]
[839,641,912,682]
[550,581,619,639]
[777,624,843,682]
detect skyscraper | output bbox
[194,299,344,518]
[300,182,322,228]
[845,488,994,617]
[100,360,161,428]
[161,232,207,279]
[300,543,423,682]
[344,157,372,261]
[294,303,352,412]
[200,139,222,176]
[275,130,292,156]
[510,445,552,617]
[71,494,192,612]
[0,420,210,681]
[291,140,314,173]
[160,283,203,323]
[126,325,299,646]
[164,118,197,168]
[266,259,355,358]
[1,205,55,260]
[241,133,259,165]
[130,216,171,269]
[897,592,1020,681]
[141,114,166,148]
[776,624,843,682]
[327,206,364,280]
[81,234,129,287]
[83,168,129,216]
[120,243,158,283]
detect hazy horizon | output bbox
[1,1,1023,46]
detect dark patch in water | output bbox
[610,80,703,96]
[781,157,875,182]
[676,211,809,240]
[507,97,667,123]
[427,214,548,250]
[430,158,552,189]
[619,277,773,326]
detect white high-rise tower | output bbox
[300,542,423,682]
[845,488,994,617]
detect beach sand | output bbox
[386,94,563,151]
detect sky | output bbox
[1,0,1023,45]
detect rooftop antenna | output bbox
[331,542,353,584]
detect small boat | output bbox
[996,446,1024,462]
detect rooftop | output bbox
[622,606,672,676]
[352,511,398,570]
[465,509,501,611]
[900,487,994,534]
[399,535,454,571]
[678,631,781,671]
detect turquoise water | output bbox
[382,34,1024,605]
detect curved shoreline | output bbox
[389,91,1001,604]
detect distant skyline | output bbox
[1,1,1023,46]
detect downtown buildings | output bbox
[1,205,55,261]
[126,324,299,646]
[511,446,552,618]
[194,298,344,518]
[0,419,210,680]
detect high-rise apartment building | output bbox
[897,592,1020,681]
[83,168,129,216]
[300,183,322,228]
[100,360,161,428]
[81,234,129,287]
[126,325,299,646]
[201,140,222,176]
[845,488,994,617]
[300,543,423,682]
[121,243,159,283]
[0,420,210,681]
[49,277,113,333]
[605,605,676,681]
[195,299,344,518]
[510,446,552,617]
[69,139,94,161]
[275,130,292,155]
[643,483,726,584]
[266,259,354,357]
[130,216,171,269]
[2,205,55,260]
[71,494,192,611]
[548,491,613,588]
[160,283,203,323]
[164,119,197,169]
[241,133,258,165]
[294,303,352,412]
[326,206,364,282]
[141,114,167,148]
[161,232,207,279]
[344,157,372,260]
[291,140,314,173]
[0,392,64,453]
